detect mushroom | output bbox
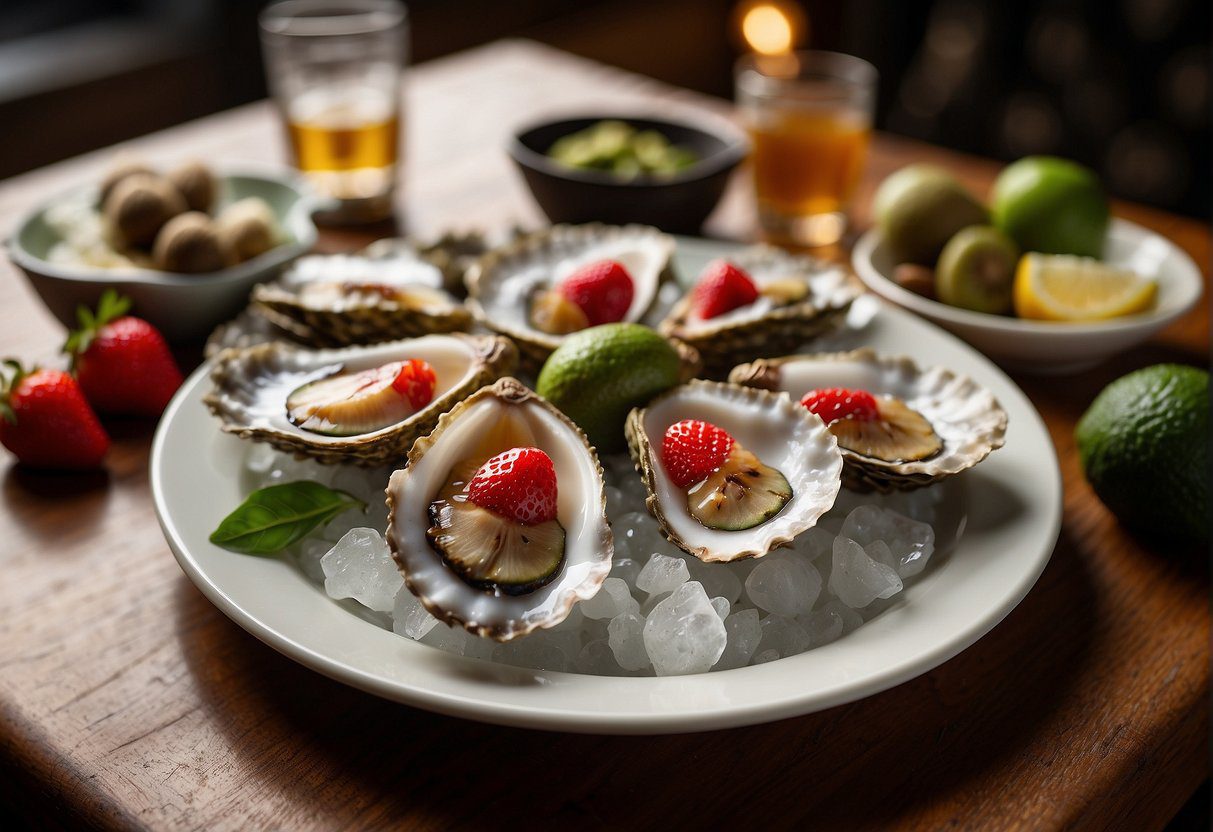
[215,197,279,263]
[168,161,218,214]
[153,211,226,273]
[104,174,187,249]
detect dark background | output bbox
[0,0,1207,217]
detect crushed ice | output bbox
[249,445,946,677]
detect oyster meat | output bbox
[659,248,860,372]
[252,253,472,347]
[626,380,842,562]
[729,348,1008,492]
[204,334,516,466]
[466,223,676,371]
[386,378,612,640]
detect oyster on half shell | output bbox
[625,380,842,563]
[466,223,676,372]
[386,378,613,640]
[252,253,472,347]
[204,334,516,466]
[659,247,860,373]
[729,348,1008,492]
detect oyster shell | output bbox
[252,253,473,347]
[204,334,516,466]
[659,247,860,373]
[729,348,1008,492]
[361,230,515,299]
[386,378,612,640]
[466,223,676,371]
[625,380,842,562]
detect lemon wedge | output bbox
[1013,254,1157,321]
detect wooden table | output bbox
[0,40,1207,831]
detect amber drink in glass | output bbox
[736,51,877,247]
[261,0,407,224]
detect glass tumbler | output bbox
[260,0,408,225]
[736,51,877,247]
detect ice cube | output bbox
[710,596,730,619]
[609,556,642,586]
[758,615,812,657]
[752,648,780,665]
[800,607,844,646]
[295,536,332,584]
[575,639,620,675]
[607,611,650,671]
[244,443,278,475]
[744,554,821,617]
[827,536,903,608]
[320,528,402,612]
[840,504,935,578]
[792,526,836,561]
[688,560,744,605]
[819,598,865,633]
[714,609,762,670]
[580,577,639,620]
[637,553,690,596]
[391,586,438,640]
[643,581,727,676]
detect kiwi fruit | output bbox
[934,225,1019,315]
[874,165,989,265]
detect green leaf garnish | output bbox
[209,480,366,555]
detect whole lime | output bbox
[991,156,1108,258]
[1076,364,1209,543]
[536,323,683,453]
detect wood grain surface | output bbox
[0,40,1207,831]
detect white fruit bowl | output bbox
[851,218,1204,375]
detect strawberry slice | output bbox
[660,419,735,488]
[467,447,558,525]
[689,260,759,320]
[800,388,879,424]
[391,358,437,410]
[557,260,635,326]
[63,290,183,417]
[0,361,109,469]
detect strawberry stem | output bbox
[63,288,133,367]
[0,359,28,425]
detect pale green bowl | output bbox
[7,166,321,342]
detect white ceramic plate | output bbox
[151,238,1062,734]
[852,218,1203,374]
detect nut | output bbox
[104,173,187,248]
[893,263,937,300]
[98,158,154,207]
[168,161,217,213]
[153,211,226,273]
[215,197,278,263]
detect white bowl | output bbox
[7,166,322,342]
[851,218,1204,374]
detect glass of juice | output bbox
[736,51,877,247]
[260,0,407,225]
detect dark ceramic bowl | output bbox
[509,115,748,234]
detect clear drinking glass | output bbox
[260,0,408,225]
[736,51,877,247]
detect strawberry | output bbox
[689,260,758,320]
[64,290,183,417]
[0,361,109,469]
[558,260,635,325]
[661,419,734,488]
[801,388,879,424]
[467,447,558,525]
[390,359,437,410]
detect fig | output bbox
[874,165,988,264]
[934,226,1019,315]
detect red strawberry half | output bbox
[689,260,758,320]
[0,361,109,469]
[64,290,183,417]
[661,419,735,488]
[558,260,635,326]
[800,388,879,424]
[467,446,559,525]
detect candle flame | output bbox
[740,2,800,55]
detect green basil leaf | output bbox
[209,481,366,555]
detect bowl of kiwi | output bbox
[7,158,321,342]
[852,158,1203,374]
[510,115,748,233]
